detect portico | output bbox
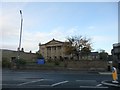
[39,39,67,60]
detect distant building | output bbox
[111,43,120,71]
[112,43,120,60]
[80,52,99,60]
[39,39,69,60]
[88,52,100,60]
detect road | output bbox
[2,69,119,89]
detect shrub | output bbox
[16,59,26,69]
[2,58,11,68]
[36,51,44,59]
[64,62,68,68]
[47,59,52,63]
[16,59,26,65]
[54,60,60,66]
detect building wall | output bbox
[39,39,67,60]
[112,43,120,60]
[112,43,120,71]
[2,49,37,62]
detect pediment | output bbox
[45,39,63,46]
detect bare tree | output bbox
[64,35,92,60]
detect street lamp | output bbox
[17,10,23,60]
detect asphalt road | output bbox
[1,69,119,89]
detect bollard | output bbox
[112,66,119,83]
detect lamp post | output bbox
[18,10,23,60]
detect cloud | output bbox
[67,27,78,34]
[91,35,117,54]
[2,26,80,52]
[2,24,117,54]
[2,19,116,53]
[88,26,95,29]
[1,2,117,54]
[1,4,73,52]
[1,4,27,40]
[92,35,117,48]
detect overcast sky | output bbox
[1,1,119,54]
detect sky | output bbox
[0,1,119,54]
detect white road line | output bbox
[51,81,69,87]
[102,81,120,87]
[76,80,96,82]
[99,72,112,75]
[80,86,108,88]
[17,84,51,87]
[2,84,17,86]
[96,84,102,87]
[17,79,44,86]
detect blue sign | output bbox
[37,59,45,64]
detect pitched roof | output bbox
[40,39,64,46]
[89,52,99,56]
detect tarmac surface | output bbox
[1,69,120,89]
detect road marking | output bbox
[2,84,17,86]
[39,85,51,87]
[51,80,69,87]
[96,84,102,87]
[80,86,108,88]
[102,81,120,87]
[99,72,112,75]
[17,79,44,86]
[76,80,96,82]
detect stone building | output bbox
[39,39,68,60]
[81,52,99,60]
[112,43,120,60]
[2,49,37,62]
[111,43,120,71]
[39,39,102,61]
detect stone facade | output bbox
[2,49,37,62]
[112,43,120,59]
[112,43,120,71]
[39,39,68,60]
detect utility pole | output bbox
[18,10,23,60]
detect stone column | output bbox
[56,46,58,59]
[51,46,53,60]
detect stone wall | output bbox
[16,60,108,71]
[66,60,108,71]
